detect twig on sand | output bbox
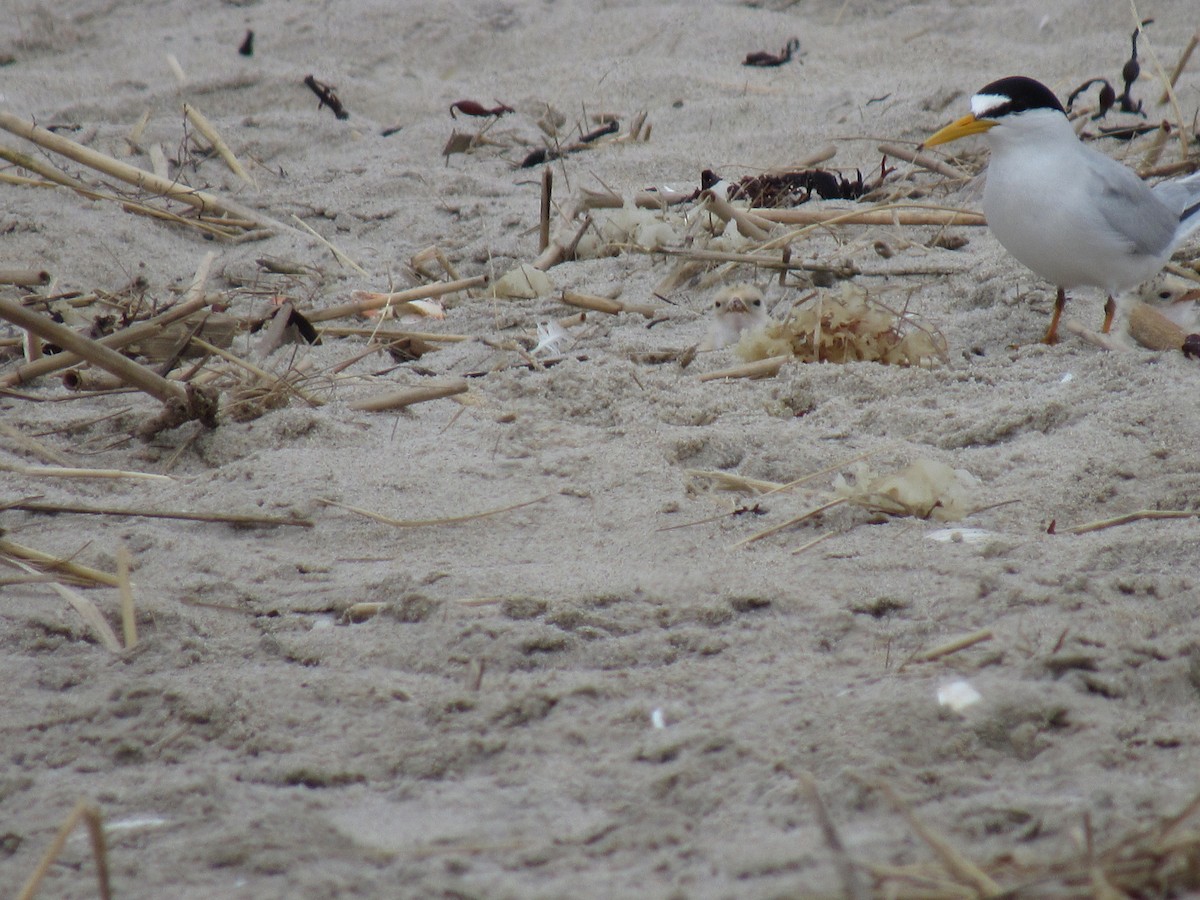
[1061,509,1200,534]
[348,380,469,412]
[6,500,314,528]
[318,494,548,528]
[699,356,790,382]
[307,275,487,322]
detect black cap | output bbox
[974,76,1066,117]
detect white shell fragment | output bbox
[492,263,552,299]
[937,680,982,713]
[650,707,666,729]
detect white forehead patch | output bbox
[971,92,1008,118]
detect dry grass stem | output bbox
[0,298,222,437]
[348,380,469,412]
[183,102,254,185]
[733,498,847,547]
[910,628,994,664]
[796,771,870,900]
[0,421,74,465]
[7,500,314,528]
[698,355,790,382]
[188,336,324,408]
[16,799,111,900]
[0,269,50,286]
[1159,29,1200,103]
[1062,509,1199,534]
[654,246,857,278]
[38,568,124,652]
[0,461,173,482]
[685,470,785,494]
[307,275,487,322]
[289,214,368,274]
[753,205,987,227]
[317,326,470,342]
[876,781,1003,897]
[791,531,836,555]
[878,142,969,179]
[116,543,138,649]
[319,494,547,528]
[0,111,284,232]
[0,251,214,388]
[701,190,775,240]
[559,290,658,318]
[539,167,552,252]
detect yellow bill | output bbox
[923,113,997,148]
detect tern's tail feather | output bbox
[1154,170,1200,243]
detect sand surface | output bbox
[3,1,1200,897]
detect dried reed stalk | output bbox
[1062,509,1198,534]
[348,380,469,412]
[0,269,50,286]
[0,461,172,482]
[699,356,790,382]
[0,421,73,465]
[0,111,286,232]
[559,290,658,318]
[702,191,775,240]
[752,206,987,227]
[0,539,119,587]
[319,494,546,527]
[1159,30,1200,103]
[7,500,314,528]
[116,543,137,649]
[910,628,994,664]
[654,246,857,278]
[16,799,111,900]
[733,497,847,547]
[307,275,487,322]
[878,142,969,179]
[188,336,323,408]
[183,102,253,185]
[0,297,199,409]
[316,326,470,342]
[0,251,215,387]
[539,167,552,252]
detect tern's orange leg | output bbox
[1101,296,1116,334]
[1041,287,1066,344]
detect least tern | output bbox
[924,75,1200,343]
[700,284,770,350]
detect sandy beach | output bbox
[3,1,1200,896]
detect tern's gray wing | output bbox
[1090,155,1178,258]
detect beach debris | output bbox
[1066,22,1151,119]
[492,263,552,299]
[303,74,349,120]
[735,282,947,366]
[449,99,515,119]
[238,30,254,56]
[937,680,982,713]
[833,459,976,522]
[518,110,649,168]
[650,708,667,729]
[743,37,800,67]
[835,459,975,522]
[533,320,572,356]
[708,166,874,207]
[699,284,770,350]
